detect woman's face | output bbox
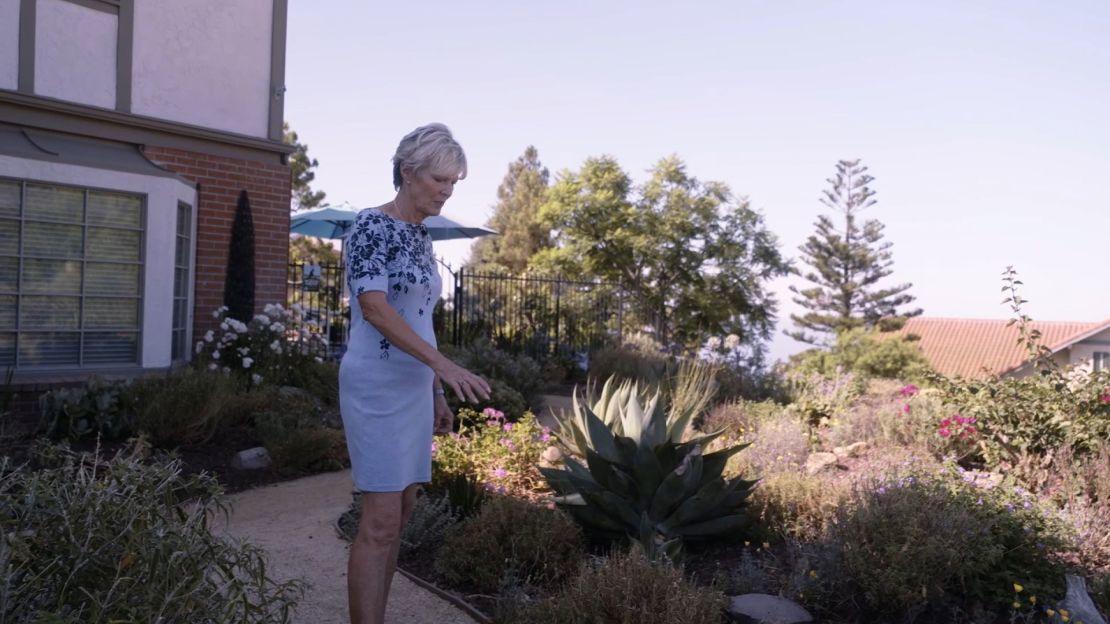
[405,167,458,218]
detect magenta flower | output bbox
[902,403,912,414]
[900,384,919,398]
[1101,393,1110,404]
[938,428,952,438]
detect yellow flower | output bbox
[1013,583,1024,593]
[808,570,818,578]
[1061,609,1070,617]
[1046,608,1056,617]
[1012,601,1022,609]
[1029,595,1036,605]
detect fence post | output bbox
[453,267,463,347]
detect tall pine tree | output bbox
[467,146,551,273]
[788,159,921,345]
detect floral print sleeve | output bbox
[346,211,391,296]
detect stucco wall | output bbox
[0,154,197,370]
[0,0,18,90]
[132,0,273,138]
[1068,327,1110,373]
[34,0,117,109]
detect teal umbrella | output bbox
[290,206,497,241]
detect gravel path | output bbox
[220,469,475,624]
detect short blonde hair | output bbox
[392,123,467,190]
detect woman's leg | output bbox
[348,490,404,624]
[383,484,421,598]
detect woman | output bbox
[340,123,491,624]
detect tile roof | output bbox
[897,317,1108,379]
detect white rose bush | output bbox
[196,303,329,387]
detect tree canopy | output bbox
[535,155,790,349]
[284,122,326,211]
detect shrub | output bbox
[587,333,674,387]
[829,465,1069,618]
[507,548,726,624]
[441,338,544,413]
[196,302,329,388]
[124,368,248,448]
[434,496,584,593]
[254,401,348,477]
[39,378,130,440]
[0,443,303,622]
[431,407,551,498]
[784,370,864,441]
[283,359,339,407]
[788,327,932,382]
[929,271,1110,479]
[446,377,528,421]
[426,471,488,519]
[750,472,847,542]
[543,375,756,561]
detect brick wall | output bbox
[142,146,291,339]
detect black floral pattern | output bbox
[346,208,439,358]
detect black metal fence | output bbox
[288,260,630,364]
[286,261,348,355]
[439,267,628,364]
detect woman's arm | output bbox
[357,291,490,403]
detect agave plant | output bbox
[540,373,757,560]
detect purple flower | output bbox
[491,468,508,479]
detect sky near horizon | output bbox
[284,1,1109,362]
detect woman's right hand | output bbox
[434,357,491,404]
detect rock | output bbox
[540,446,563,467]
[804,452,838,475]
[728,594,813,624]
[1057,575,1107,624]
[231,446,272,470]
[833,441,868,458]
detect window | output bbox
[1095,352,1110,372]
[171,202,191,361]
[0,178,144,369]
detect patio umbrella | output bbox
[289,206,355,239]
[290,206,497,241]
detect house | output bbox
[1,0,292,386]
[898,317,1110,379]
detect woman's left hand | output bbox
[433,395,454,435]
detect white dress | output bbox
[339,208,442,492]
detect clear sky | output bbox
[284,1,1109,362]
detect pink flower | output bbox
[431,440,438,454]
[499,438,516,450]
[502,422,513,432]
[482,407,505,421]
[900,384,919,398]
[491,468,508,479]
[938,428,952,438]
[902,403,912,414]
[1101,393,1110,404]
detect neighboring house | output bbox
[0,0,292,385]
[899,317,1110,379]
